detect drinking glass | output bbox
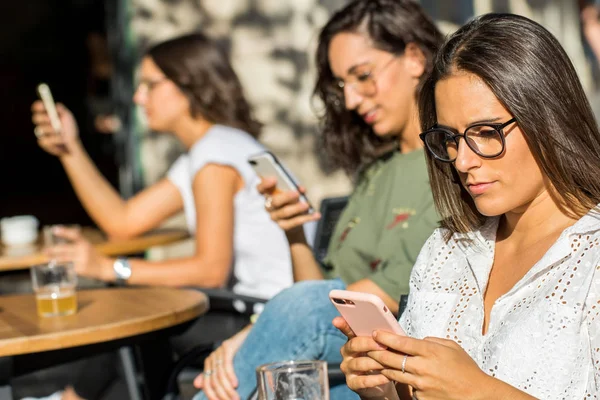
[30,262,78,317]
[30,225,78,317]
[256,360,329,400]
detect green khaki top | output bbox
[322,148,439,301]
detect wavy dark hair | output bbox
[147,33,262,138]
[419,13,600,235]
[314,0,442,175]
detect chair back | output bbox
[312,196,349,264]
[398,294,409,318]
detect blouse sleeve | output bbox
[586,260,600,395]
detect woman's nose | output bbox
[344,85,364,111]
[453,138,481,172]
[133,86,146,106]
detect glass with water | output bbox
[256,360,329,400]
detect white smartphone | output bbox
[36,83,62,135]
[329,289,406,337]
[248,151,314,213]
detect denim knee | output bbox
[256,279,346,329]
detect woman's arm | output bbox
[285,226,325,281]
[62,146,183,238]
[52,164,240,288]
[116,163,239,287]
[33,102,183,238]
[257,178,323,281]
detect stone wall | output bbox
[132,0,353,208]
[130,0,594,247]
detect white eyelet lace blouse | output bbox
[399,209,600,399]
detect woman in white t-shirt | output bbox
[337,14,600,400]
[31,33,292,299]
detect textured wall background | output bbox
[129,0,594,241]
[132,0,353,208]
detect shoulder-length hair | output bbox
[419,13,600,234]
[314,0,443,175]
[147,33,262,138]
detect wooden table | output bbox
[0,287,207,399]
[0,287,207,357]
[0,228,189,272]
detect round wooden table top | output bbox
[0,228,189,272]
[0,287,208,357]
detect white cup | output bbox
[0,215,39,246]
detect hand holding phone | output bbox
[329,289,406,337]
[36,83,63,135]
[248,151,314,213]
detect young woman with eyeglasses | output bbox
[31,33,293,298]
[337,13,600,400]
[193,1,443,399]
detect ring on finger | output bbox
[34,126,43,139]
[204,369,213,377]
[264,196,273,210]
[401,354,408,374]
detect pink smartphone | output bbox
[329,289,406,336]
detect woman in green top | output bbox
[194,1,442,399]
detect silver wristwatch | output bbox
[113,257,132,283]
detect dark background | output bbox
[0,0,119,227]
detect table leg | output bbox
[135,338,174,400]
[0,357,13,400]
[119,347,143,400]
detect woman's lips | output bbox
[467,182,494,195]
[362,109,378,124]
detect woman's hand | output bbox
[193,325,252,400]
[257,177,320,233]
[31,101,80,156]
[44,226,113,281]
[368,331,491,400]
[333,316,399,399]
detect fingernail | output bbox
[372,331,378,338]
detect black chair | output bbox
[312,196,349,265]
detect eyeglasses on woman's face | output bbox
[328,56,398,105]
[419,118,517,162]
[137,78,169,93]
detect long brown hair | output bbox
[314,0,443,175]
[419,13,600,234]
[147,33,262,138]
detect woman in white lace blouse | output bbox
[335,13,600,400]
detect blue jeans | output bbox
[193,279,358,400]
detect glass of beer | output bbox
[30,262,78,317]
[31,225,78,317]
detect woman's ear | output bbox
[403,42,426,79]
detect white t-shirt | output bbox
[400,209,600,399]
[167,124,293,299]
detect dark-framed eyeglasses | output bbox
[419,118,517,162]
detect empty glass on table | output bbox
[256,360,329,400]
